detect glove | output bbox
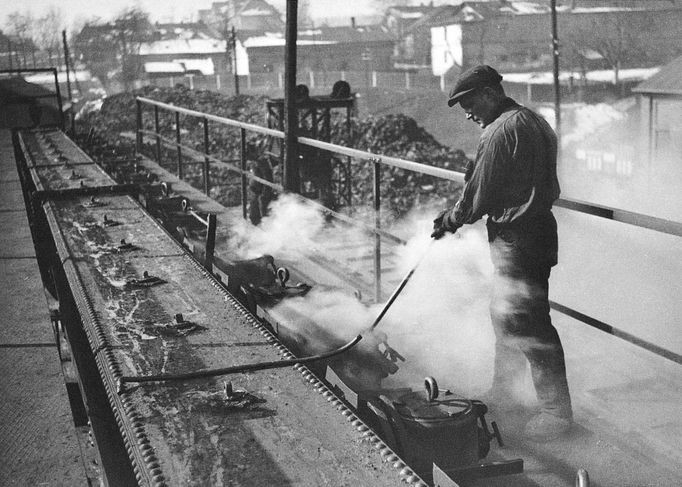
[432,209,452,239]
[431,209,462,239]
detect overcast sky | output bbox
[1,0,386,31]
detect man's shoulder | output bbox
[486,103,551,140]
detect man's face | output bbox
[459,89,496,128]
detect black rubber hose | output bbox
[118,334,362,388]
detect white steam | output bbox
[227,196,539,403]
[225,193,326,259]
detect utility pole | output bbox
[232,26,240,95]
[62,31,73,103]
[62,30,75,134]
[551,0,561,147]
[283,0,299,193]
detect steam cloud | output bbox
[225,194,540,403]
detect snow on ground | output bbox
[23,70,92,84]
[502,67,660,85]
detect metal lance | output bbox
[369,238,436,331]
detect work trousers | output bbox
[487,214,572,418]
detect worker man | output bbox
[432,65,572,441]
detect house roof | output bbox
[563,0,682,11]
[386,5,439,19]
[243,24,393,48]
[152,22,216,41]
[140,39,227,56]
[419,1,542,28]
[299,25,393,44]
[633,56,682,96]
[404,5,462,33]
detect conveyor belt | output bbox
[16,128,427,486]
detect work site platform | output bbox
[0,129,90,486]
[133,156,682,487]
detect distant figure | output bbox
[432,65,572,441]
[248,157,275,225]
[28,99,42,128]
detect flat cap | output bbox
[447,65,503,107]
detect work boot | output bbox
[524,411,572,442]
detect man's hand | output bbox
[432,209,453,239]
[431,209,463,239]
[431,227,447,239]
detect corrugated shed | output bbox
[633,56,682,95]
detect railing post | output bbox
[154,105,161,164]
[204,213,217,273]
[373,158,382,302]
[135,98,142,155]
[240,128,248,220]
[203,117,210,195]
[52,68,65,131]
[175,111,183,179]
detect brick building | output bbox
[243,24,395,74]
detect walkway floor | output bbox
[0,129,90,486]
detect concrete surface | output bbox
[0,129,90,486]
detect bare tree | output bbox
[5,10,34,68]
[299,0,313,29]
[35,7,63,68]
[202,6,240,92]
[112,8,153,91]
[74,22,118,91]
[74,8,152,92]
[565,11,652,90]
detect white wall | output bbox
[236,41,250,76]
[431,24,463,76]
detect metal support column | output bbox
[54,68,65,131]
[373,159,382,302]
[283,0,299,193]
[240,128,248,219]
[232,26,240,96]
[154,106,161,163]
[175,111,183,179]
[203,117,210,195]
[135,99,142,155]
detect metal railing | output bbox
[134,96,682,365]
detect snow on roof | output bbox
[174,58,215,75]
[242,8,273,16]
[502,67,660,85]
[243,36,336,48]
[140,39,227,55]
[502,2,550,15]
[460,6,484,22]
[399,12,426,19]
[144,62,186,74]
[634,56,682,95]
